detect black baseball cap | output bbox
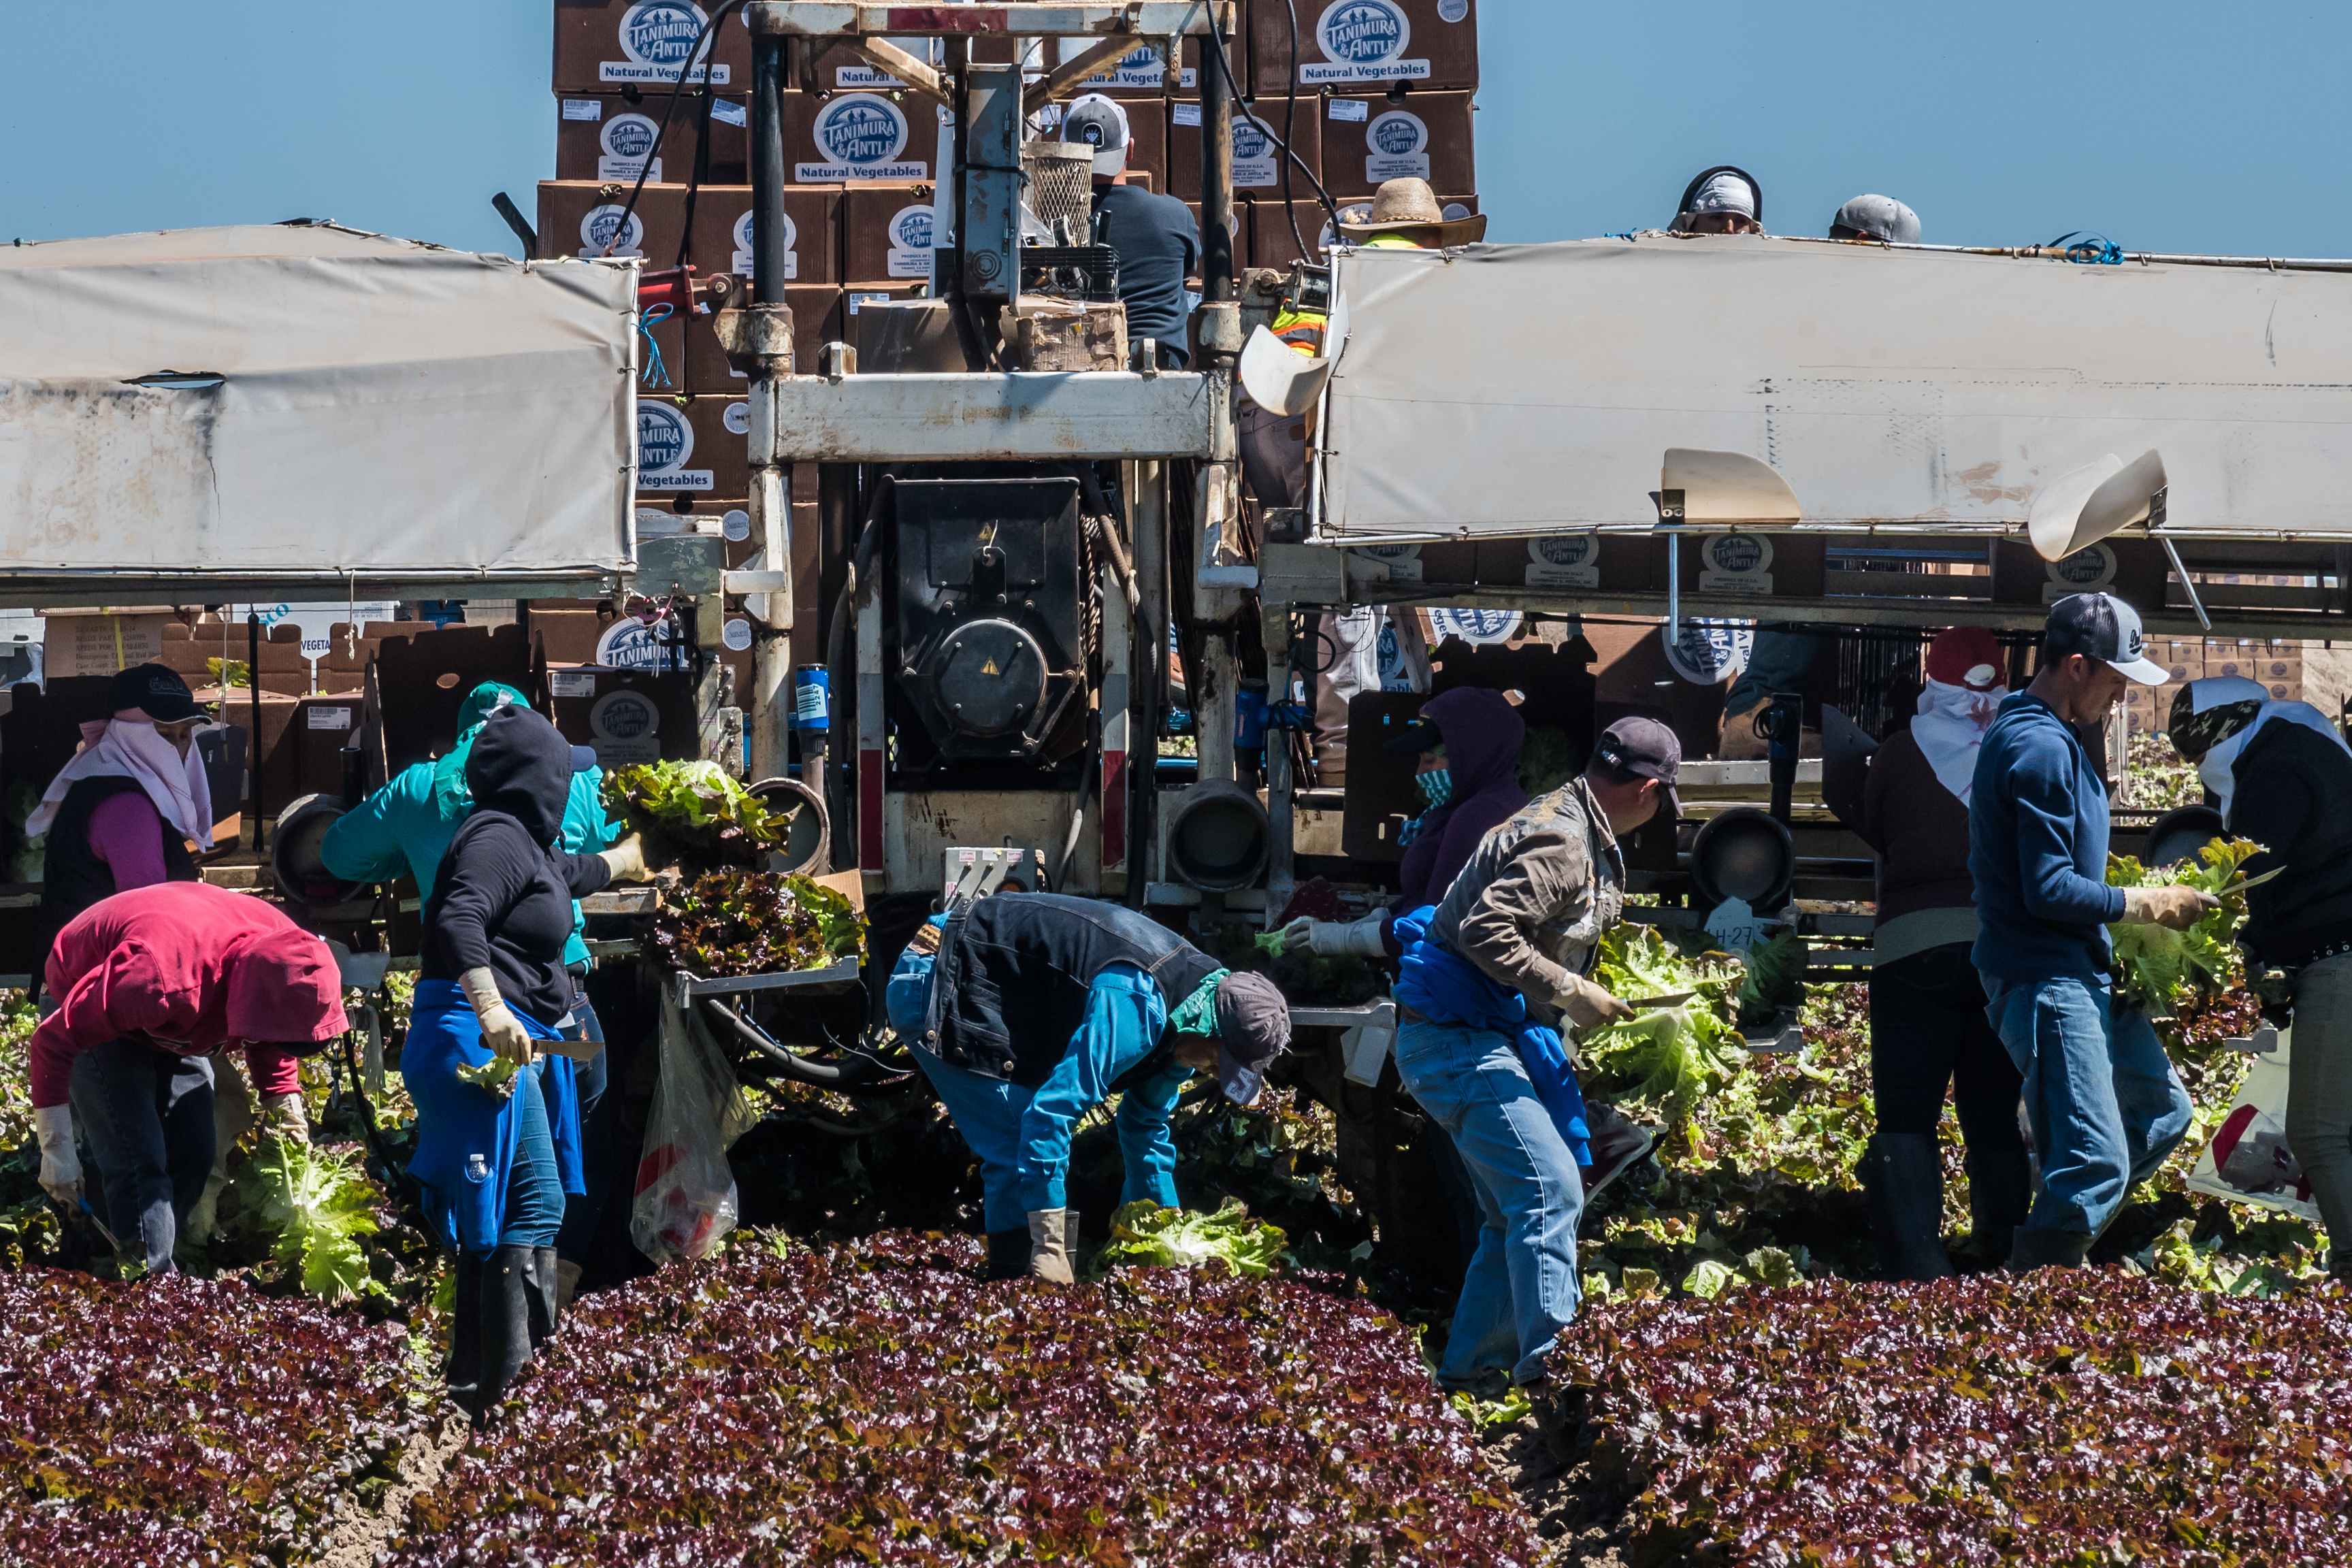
[110,662,203,723]
[1384,717,1442,755]
[2045,593,2168,685]
[1592,716,1682,822]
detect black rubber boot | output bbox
[2007,1226,2093,1271]
[1863,1134,1955,1281]
[474,1245,538,1426]
[1963,1144,2034,1270]
[983,1228,1030,1281]
[528,1245,561,1348]
[445,1252,485,1418]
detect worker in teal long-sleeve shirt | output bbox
[322,681,621,1304]
[885,895,1293,1283]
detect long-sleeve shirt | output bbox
[323,763,617,968]
[1966,692,2124,982]
[1426,777,1625,1025]
[1015,964,1186,1214]
[1858,729,1981,966]
[87,791,170,891]
[2227,719,2352,963]
[31,883,340,1107]
[419,813,610,1028]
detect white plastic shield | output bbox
[0,225,637,602]
[1315,237,2352,544]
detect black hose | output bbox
[705,997,913,1089]
[1281,0,1309,260]
[821,474,894,840]
[1203,19,1342,233]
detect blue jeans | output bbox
[1394,1019,1584,1387]
[492,1058,564,1252]
[69,1040,216,1275]
[1984,974,2193,1237]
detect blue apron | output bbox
[402,979,584,1250]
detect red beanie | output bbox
[1925,626,2004,691]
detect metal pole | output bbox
[1196,634,1237,783]
[1129,460,1168,900]
[1198,14,1237,312]
[747,31,794,782]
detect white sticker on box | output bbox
[551,669,600,698]
[710,98,747,127]
[562,98,605,121]
[1301,0,1429,84]
[728,207,796,279]
[635,404,711,491]
[848,293,889,315]
[1438,0,1469,20]
[601,0,729,85]
[307,706,353,731]
[578,205,644,259]
[796,93,926,182]
[723,402,751,436]
[1172,102,1203,127]
[598,112,664,182]
[1328,97,1370,122]
[1231,116,1283,187]
[886,203,935,278]
[1526,535,1600,589]
[722,509,751,542]
[1364,109,1432,182]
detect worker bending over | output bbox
[889,892,1291,1283]
[2169,674,2352,1281]
[30,882,349,1274]
[1391,718,1680,1392]
[1968,593,2208,1269]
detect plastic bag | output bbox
[631,992,756,1264]
[2186,1026,2321,1222]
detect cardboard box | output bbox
[554,0,755,91]
[843,284,924,331]
[646,284,844,393]
[1253,0,1480,95]
[1169,102,1320,199]
[1038,35,1208,95]
[637,394,749,498]
[1318,89,1474,197]
[790,89,938,184]
[555,91,751,184]
[41,610,172,680]
[689,183,843,284]
[540,179,692,263]
[1188,202,1253,275]
[841,184,941,283]
[1031,98,1171,194]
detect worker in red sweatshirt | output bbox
[29,881,349,1275]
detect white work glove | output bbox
[257,1091,310,1147]
[1552,971,1636,1030]
[459,966,538,1071]
[1027,1208,1075,1285]
[1277,912,1389,958]
[33,1105,82,1206]
[599,834,651,883]
[2119,885,2218,930]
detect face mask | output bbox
[1416,768,1453,808]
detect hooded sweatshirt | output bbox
[420,707,610,1027]
[1397,687,1528,911]
[30,881,348,1108]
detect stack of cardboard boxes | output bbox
[2123,637,2305,734]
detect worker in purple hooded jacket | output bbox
[1279,688,1656,1218]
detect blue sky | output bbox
[7,1,2351,259]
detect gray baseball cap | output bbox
[1829,194,1920,243]
[1060,93,1130,177]
[2046,592,2168,684]
[1212,970,1291,1107]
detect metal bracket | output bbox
[2146,487,2212,632]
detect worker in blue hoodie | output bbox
[1966,593,2211,1269]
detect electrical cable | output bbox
[1202,18,1342,233]
[600,0,750,259]
[1279,0,1308,260]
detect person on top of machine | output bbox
[2168,673,2352,1281]
[323,681,621,1309]
[1855,626,2031,1279]
[1334,176,1488,251]
[1968,593,2207,1270]
[1386,718,1677,1394]
[1829,193,1921,243]
[885,892,1292,1284]
[1060,94,1200,369]
[1673,167,1765,234]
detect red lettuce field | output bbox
[1551,1268,2352,1566]
[387,1232,1535,1567]
[0,1268,412,1564]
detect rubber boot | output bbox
[445,1253,485,1417]
[2006,1226,2093,1271]
[983,1228,1030,1281]
[1862,1134,1955,1281]
[554,1258,585,1313]
[1963,1144,2034,1270]
[474,1245,538,1427]
[528,1246,561,1349]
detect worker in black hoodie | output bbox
[404,706,649,1422]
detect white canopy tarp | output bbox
[1316,235,2352,543]
[0,224,636,600]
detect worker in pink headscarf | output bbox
[27,882,348,1275]
[1855,626,2031,1279]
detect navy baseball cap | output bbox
[110,662,203,723]
[1592,716,1682,823]
[2045,593,2168,685]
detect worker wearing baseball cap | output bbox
[1062,93,1200,369]
[893,892,1291,1284]
[1855,627,2031,1278]
[1968,592,2207,1269]
[1829,193,1921,244]
[1389,717,1679,1394]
